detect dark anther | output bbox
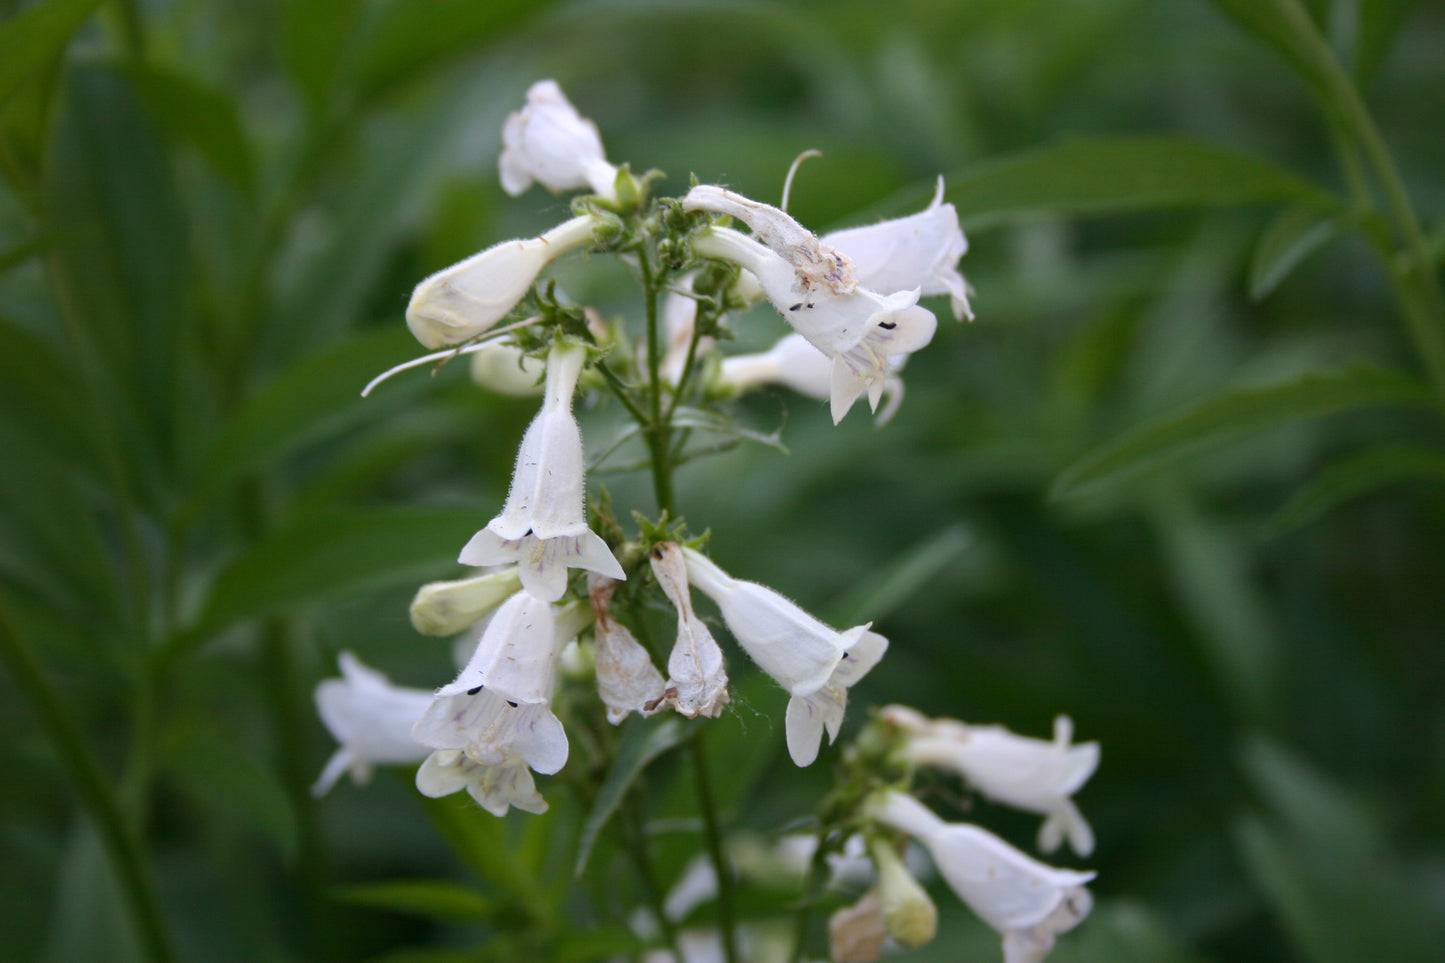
[651,545,665,559]
[788,303,803,311]
[506,700,519,708]
[879,320,897,330]
[466,684,483,695]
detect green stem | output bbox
[639,255,675,515]
[623,795,683,959]
[1279,0,1445,391]
[689,734,740,963]
[0,607,175,963]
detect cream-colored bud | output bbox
[869,837,937,949]
[409,569,522,636]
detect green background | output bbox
[1,0,1442,960]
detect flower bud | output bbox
[499,80,619,201]
[868,837,937,949]
[410,569,523,636]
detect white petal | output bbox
[589,577,668,725]
[499,80,617,199]
[682,547,856,696]
[651,543,731,718]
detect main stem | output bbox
[639,250,739,963]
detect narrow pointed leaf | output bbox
[332,880,494,921]
[945,136,1337,228]
[1249,206,1341,299]
[1052,366,1434,498]
[1265,444,1445,536]
[122,64,256,195]
[574,716,692,876]
[0,0,102,109]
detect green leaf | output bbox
[829,523,971,627]
[161,724,300,861]
[1205,0,1336,98]
[0,318,102,473]
[0,0,102,110]
[670,406,789,453]
[332,879,493,921]
[186,326,424,512]
[1051,366,1434,498]
[945,136,1338,229]
[1354,0,1422,86]
[280,0,365,116]
[1249,206,1342,299]
[122,64,256,195]
[1233,739,1444,963]
[353,0,562,100]
[180,506,481,651]
[575,715,693,876]
[416,794,543,903]
[1265,444,1445,535]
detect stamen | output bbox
[780,149,822,213]
[360,316,543,397]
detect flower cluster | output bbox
[310,79,1095,963]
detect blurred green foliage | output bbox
[1,0,1443,960]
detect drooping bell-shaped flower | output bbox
[312,652,433,796]
[683,184,937,423]
[411,590,570,776]
[499,80,619,202]
[718,333,906,425]
[885,708,1099,856]
[415,748,549,817]
[650,543,731,718]
[680,545,868,698]
[868,791,1094,963]
[406,214,598,349]
[823,177,973,322]
[588,575,668,724]
[409,567,523,637]
[460,342,625,601]
[785,629,887,766]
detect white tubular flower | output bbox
[588,576,667,724]
[683,184,937,423]
[499,80,619,201]
[312,652,433,796]
[680,545,867,698]
[868,836,938,949]
[785,629,887,767]
[719,333,906,425]
[868,791,1094,963]
[823,177,973,322]
[409,568,523,636]
[459,343,624,601]
[651,543,731,719]
[470,338,547,396]
[411,590,569,776]
[406,214,597,349]
[886,709,1099,856]
[415,748,548,817]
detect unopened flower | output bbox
[470,338,547,396]
[499,80,619,201]
[886,708,1098,856]
[410,568,523,636]
[411,590,570,777]
[588,575,668,724]
[684,185,936,423]
[680,545,868,698]
[312,652,433,796]
[460,342,625,601]
[415,748,548,817]
[868,836,938,949]
[406,214,598,348]
[828,888,886,963]
[823,177,973,322]
[719,332,906,425]
[651,543,731,718]
[868,791,1094,963]
[785,629,887,766]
